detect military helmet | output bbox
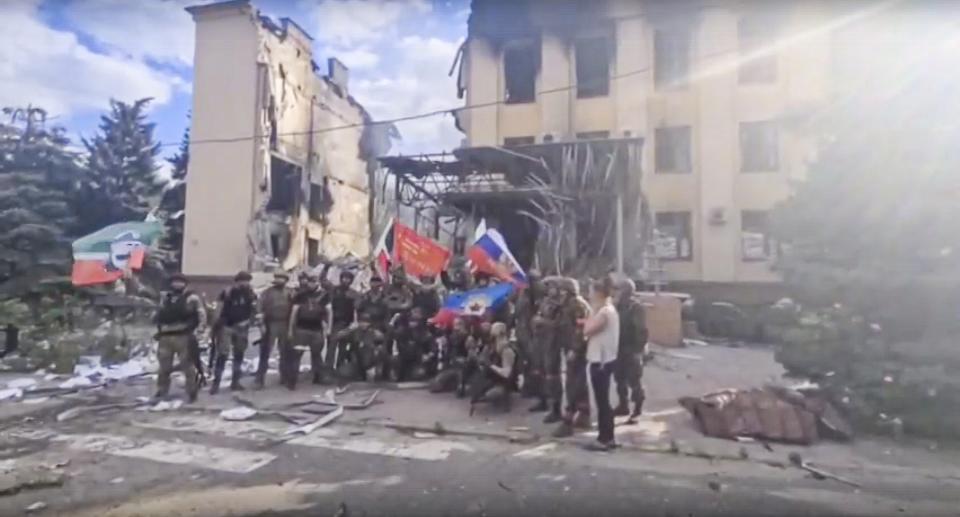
[234,271,252,282]
[168,272,188,284]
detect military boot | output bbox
[528,398,548,413]
[209,356,226,395]
[613,402,630,417]
[552,420,574,438]
[628,399,644,423]
[573,412,592,429]
[230,350,245,391]
[542,401,563,424]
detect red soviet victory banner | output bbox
[393,221,451,278]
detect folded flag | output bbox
[71,221,163,286]
[430,282,515,328]
[372,218,395,280]
[466,228,527,285]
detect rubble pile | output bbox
[768,302,960,441]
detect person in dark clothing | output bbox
[514,270,542,398]
[429,317,471,393]
[289,273,330,387]
[212,271,257,394]
[256,271,292,389]
[392,306,436,381]
[358,276,389,332]
[1,324,19,358]
[412,274,443,319]
[334,311,388,381]
[530,282,564,423]
[155,273,207,402]
[614,278,648,421]
[326,268,360,371]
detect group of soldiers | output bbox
[151,265,649,438]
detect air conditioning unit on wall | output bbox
[709,207,727,226]
[540,133,555,143]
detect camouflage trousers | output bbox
[533,329,562,404]
[257,320,288,384]
[564,353,590,418]
[156,333,198,398]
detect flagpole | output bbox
[615,193,624,276]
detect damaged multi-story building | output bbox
[384,0,837,296]
[181,1,387,289]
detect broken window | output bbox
[575,130,610,140]
[654,28,691,89]
[741,210,779,261]
[575,37,610,98]
[267,157,302,213]
[503,136,535,147]
[654,211,693,261]
[503,41,537,104]
[655,126,692,173]
[738,15,778,84]
[309,183,324,221]
[740,120,779,172]
[307,237,320,266]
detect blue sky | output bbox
[0,0,469,176]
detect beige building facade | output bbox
[458,0,834,285]
[182,0,376,282]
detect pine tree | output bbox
[75,98,163,234]
[157,122,189,271]
[0,107,80,302]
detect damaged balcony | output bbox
[380,137,646,277]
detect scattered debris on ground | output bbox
[679,385,852,445]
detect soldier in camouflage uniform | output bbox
[256,271,292,389]
[553,277,593,437]
[334,311,388,381]
[614,278,647,421]
[514,270,542,397]
[529,279,565,423]
[154,273,207,402]
[289,273,330,387]
[429,317,472,393]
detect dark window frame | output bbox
[741,210,779,261]
[740,120,780,172]
[654,28,691,90]
[575,130,610,140]
[654,211,694,261]
[575,36,611,99]
[307,237,320,267]
[503,136,535,147]
[654,125,692,173]
[503,40,538,104]
[738,15,778,84]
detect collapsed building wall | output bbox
[183,0,382,280]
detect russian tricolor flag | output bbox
[466,227,527,285]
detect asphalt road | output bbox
[2,403,957,517]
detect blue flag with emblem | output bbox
[430,282,515,327]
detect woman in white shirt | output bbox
[582,276,620,451]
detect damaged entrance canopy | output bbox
[380,138,645,276]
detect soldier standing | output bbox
[289,273,330,386]
[211,271,257,394]
[326,269,360,371]
[154,273,207,402]
[553,277,593,437]
[529,280,564,423]
[256,271,292,389]
[514,270,542,397]
[614,278,648,421]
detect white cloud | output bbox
[61,0,198,67]
[302,0,430,46]
[0,0,183,116]
[350,36,464,154]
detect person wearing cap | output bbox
[256,270,293,389]
[289,272,331,387]
[211,271,258,394]
[155,273,207,402]
[325,266,361,372]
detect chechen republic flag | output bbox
[466,227,527,285]
[71,221,162,286]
